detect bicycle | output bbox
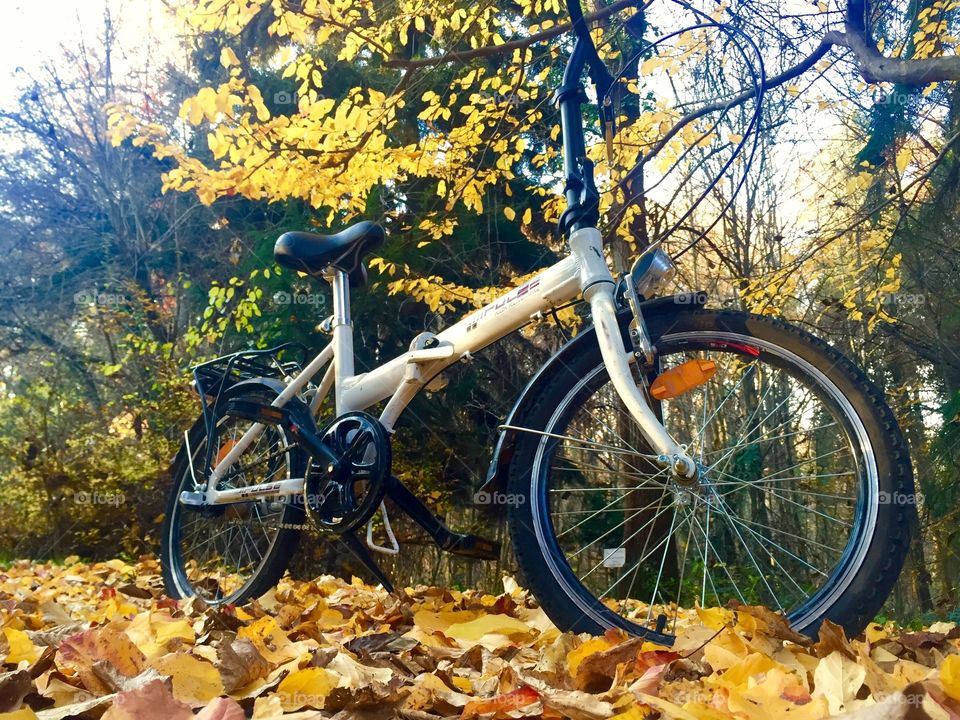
[160,0,914,644]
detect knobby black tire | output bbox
[506,309,913,642]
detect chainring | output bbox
[303,411,391,533]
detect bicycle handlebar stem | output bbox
[555,39,601,237]
[556,1,619,238]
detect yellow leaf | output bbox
[895,147,911,174]
[125,612,195,659]
[451,676,473,693]
[443,614,533,641]
[865,622,888,644]
[611,703,652,720]
[709,652,780,689]
[149,652,224,705]
[503,206,516,221]
[522,208,532,225]
[702,628,750,672]
[2,627,40,665]
[237,617,300,665]
[696,606,732,631]
[941,654,960,701]
[566,637,613,677]
[220,47,240,67]
[0,710,39,720]
[276,667,337,711]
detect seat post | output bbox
[329,269,354,413]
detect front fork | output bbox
[569,227,698,481]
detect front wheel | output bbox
[507,309,912,643]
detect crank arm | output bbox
[385,476,501,561]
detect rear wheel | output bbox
[161,386,306,604]
[507,309,912,642]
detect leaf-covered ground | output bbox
[0,558,957,719]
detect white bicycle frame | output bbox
[188,226,695,508]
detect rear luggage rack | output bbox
[189,343,309,481]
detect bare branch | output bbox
[840,0,960,83]
[637,32,842,168]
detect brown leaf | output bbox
[116,584,153,600]
[216,636,270,693]
[814,619,857,660]
[898,631,948,652]
[574,637,646,692]
[0,669,33,712]
[732,603,812,645]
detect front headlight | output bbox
[630,246,676,299]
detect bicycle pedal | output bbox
[444,533,501,561]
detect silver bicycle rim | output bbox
[530,330,879,635]
[169,417,291,603]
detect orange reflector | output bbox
[649,359,717,400]
[215,439,239,465]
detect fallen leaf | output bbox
[814,619,856,660]
[444,614,534,642]
[275,667,337,711]
[813,650,866,715]
[149,652,224,706]
[236,617,302,666]
[216,636,270,693]
[461,685,540,718]
[0,671,32,712]
[101,678,192,720]
[731,604,811,646]
[58,624,146,695]
[941,654,960,702]
[2,630,40,666]
[567,637,614,678]
[0,710,38,720]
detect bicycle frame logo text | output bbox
[465,278,541,332]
